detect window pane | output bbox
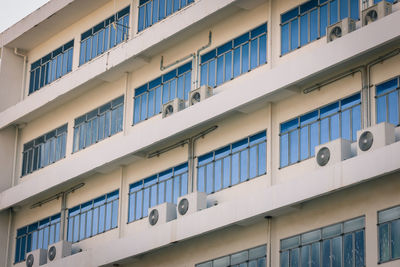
[206,164,213,193]
[223,157,231,188]
[198,166,205,192]
[281,250,289,267]
[240,150,248,182]
[281,23,290,55]
[216,56,224,86]
[330,0,338,25]
[250,38,258,70]
[208,60,216,87]
[242,43,249,73]
[310,9,318,41]
[332,236,342,267]
[300,14,308,47]
[289,130,299,164]
[320,117,329,144]
[331,113,340,140]
[300,126,309,160]
[301,245,310,267]
[376,96,387,124]
[138,6,145,32]
[311,242,320,267]
[290,19,299,51]
[225,51,232,81]
[280,133,289,167]
[214,160,222,192]
[392,219,400,259]
[340,0,349,20]
[232,153,239,185]
[290,248,300,267]
[388,91,399,126]
[351,105,361,141]
[322,239,331,267]
[320,4,328,36]
[259,34,267,64]
[379,224,390,262]
[355,230,365,267]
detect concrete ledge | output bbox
[92,140,400,266]
[1,10,400,210]
[0,0,237,130]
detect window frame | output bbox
[72,95,124,153]
[279,92,361,168]
[280,216,366,267]
[377,204,400,263]
[199,23,268,89]
[29,40,74,95]
[21,124,68,177]
[375,76,400,127]
[127,162,189,223]
[280,0,360,56]
[66,189,120,243]
[14,213,61,264]
[133,61,192,125]
[79,6,130,66]
[196,130,267,194]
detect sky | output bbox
[0,0,50,33]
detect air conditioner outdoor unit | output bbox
[326,17,356,43]
[147,202,177,227]
[177,191,207,218]
[25,249,47,267]
[357,122,395,155]
[362,0,392,26]
[162,98,184,118]
[315,138,352,168]
[189,85,212,106]
[47,240,72,263]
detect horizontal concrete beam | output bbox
[0,0,238,130]
[1,10,400,211]
[52,140,400,267]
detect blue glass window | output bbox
[133,62,192,124]
[14,214,61,263]
[378,205,400,263]
[280,93,361,168]
[80,6,130,65]
[280,217,365,267]
[67,190,119,243]
[197,131,266,194]
[200,23,267,88]
[73,96,124,152]
[21,124,67,177]
[376,77,399,126]
[138,0,194,32]
[128,163,188,222]
[29,41,74,94]
[280,0,359,55]
[196,245,266,267]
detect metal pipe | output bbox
[147,125,218,159]
[267,216,272,267]
[160,53,195,72]
[366,48,400,127]
[13,48,27,101]
[30,183,85,209]
[4,208,13,267]
[303,66,363,94]
[196,31,212,88]
[60,193,67,240]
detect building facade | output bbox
[0,0,399,266]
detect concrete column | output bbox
[0,47,24,112]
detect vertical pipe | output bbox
[266,216,272,267]
[60,193,67,241]
[267,102,273,186]
[188,137,194,193]
[123,72,129,135]
[5,209,13,267]
[268,0,272,69]
[118,166,124,238]
[361,66,369,129]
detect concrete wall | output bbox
[2,0,400,266]
[0,47,24,111]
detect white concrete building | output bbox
[0,0,400,266]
